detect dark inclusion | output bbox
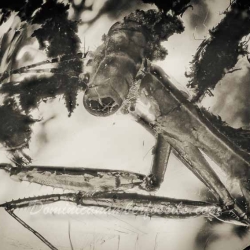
[0,0,84,165]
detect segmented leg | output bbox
[0,52,85,82]
[0,164,145,193]
[133,111,250,224]
[2,190,247,250]
[164,137,250,224]
[0,192,222,218]
[145,134,171,190]
[5,209,58,250]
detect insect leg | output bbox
[173,141,233,205]
[145,134,171,190]
[5,209,58,250]
[168,139,250,223]
[0,53,84,82]
[1,193,75,250]
[0,164,145,193]
[0,192,222,219]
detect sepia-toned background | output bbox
[0,0,250,249]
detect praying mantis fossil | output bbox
[1,8,250,250]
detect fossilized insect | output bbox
[1,5,250,250]
[82,10,250,225]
